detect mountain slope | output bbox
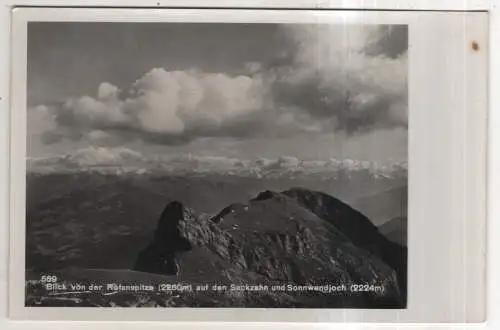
[282,187,407,300]
[26,184,407,308]
[379,216,408,246]
[131,190,406,307]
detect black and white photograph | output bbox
[24,21,408,309]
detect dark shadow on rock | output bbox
[133,201,192,275]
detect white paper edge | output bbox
[1,0,491,11]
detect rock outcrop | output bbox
[133,201,193,275]
[133,188,407,307]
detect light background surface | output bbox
[0,1,498,329]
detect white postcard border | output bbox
[8,7,488,323]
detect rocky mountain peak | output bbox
[251,190,285,202]
[132,188,406,307]
[134,201,194,275]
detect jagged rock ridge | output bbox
[133,187,407,308]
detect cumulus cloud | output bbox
[29,24,407,147]
[38,69,269,144]
[98,82,120,100]
[88,129,113,143]
[270,24,408,135]
[27,105,63,145]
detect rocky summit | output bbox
[134,201,193,275]
[133,187,407,308]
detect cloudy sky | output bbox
[27,22,408,163]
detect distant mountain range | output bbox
[27,146,407,180]
[351,186,407,226]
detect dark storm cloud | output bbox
[265,24,408,135]
[271,73,407,135]
[364,25,409,59]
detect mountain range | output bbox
[26,184,407,308]
[27,147,407,181]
